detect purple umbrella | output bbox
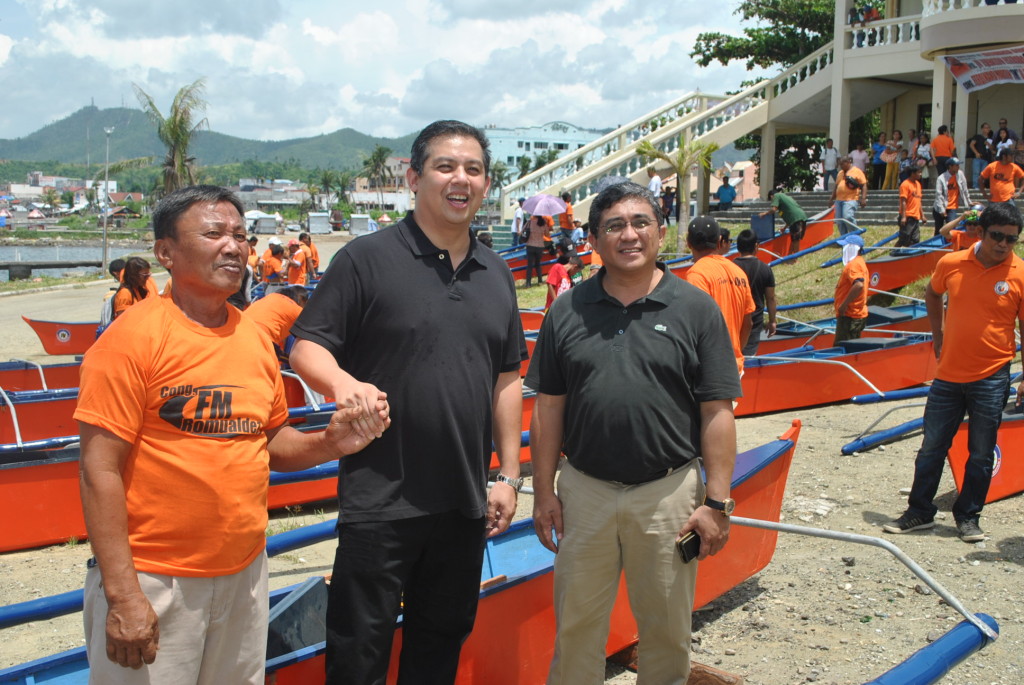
[522,194,567,216]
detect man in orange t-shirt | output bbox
[931,124,956,174]
[685,216,756,373]
[75,185,385,683]
[244,285,309,350]
[286,240,307,284]
[981,149,1024,203]
[299,231,320,277]
[833,234,869,343]
[830,156,868,235]
[897,166,924,246]
[885,202,1024,543]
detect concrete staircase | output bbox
[710,187,976,227]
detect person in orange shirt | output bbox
[931,124,957,175]
[286,240,307,284]
[112,257,152,319]
[939,206,983,251]
[262,242,287,291]
[75,185,385,683]
[833,234,869,343]
[885,202,1024,543]
[897,166,924,247]
[244,285,309,351]
[247,235,261,282]
[557,192,574,236]
[685,216,756,373]
[981,148,1024,203]
[830,156,868,234]
[298,232,319,278]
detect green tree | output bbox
[516,155,532,179]
[336,170,355,207]
[361,145,393,209]
[61,190,75,208]
[133,78,210,196]
[490,160,511,188]
[531,149,560,172]
[318,169,339,208]
[637,137,719,253]
[40,187,60,215]
[690,1,834,70]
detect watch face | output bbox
[722,498,736,515]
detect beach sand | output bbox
[2,232,1023,683]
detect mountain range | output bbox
[0,105,750,173]
[0,106,418,170]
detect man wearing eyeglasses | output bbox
[527,181,740,683]
[885,202,1024,543]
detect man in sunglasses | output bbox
[885,202,1024,543]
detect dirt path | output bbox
[2,234,1022,683]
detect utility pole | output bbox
[102,126,114,271]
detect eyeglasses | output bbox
[601,217,656,235]
[986,230,1020,244]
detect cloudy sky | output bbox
[1,0,759,141]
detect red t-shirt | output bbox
[545,262,572,310]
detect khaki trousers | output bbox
[84,553,268,685]
[548,460,701,685]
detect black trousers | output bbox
[525,245,545,285]
[325,511,487,685]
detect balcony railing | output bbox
[846,15,922,50]
[924,0,1021,16]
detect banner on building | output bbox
[943,46,1024,93]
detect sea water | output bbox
[0,245,142,282]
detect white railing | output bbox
[502,91,725,202]
[500,40,837,218]
[924,0,1022,16]
[846,15,922,50]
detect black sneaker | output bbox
[957,519,985,543]
[882,513,935,534]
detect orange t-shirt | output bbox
[306,242,320,271]
[835,168,867,201]
[244,293,304,348]
[145,276,160,297]
[981,161,1024,202]
[932,133,955,158]
[899,178,923,220]
[558,203,574,231]
[932,247,1024,382]
[834,255,869,320]
[947,182,960,210]
[263,255,285,282]
[685,254,756,372]
[113,287,145,318]
[949,230,980,251]
[286,251,307,284]
[162,278,173,298]
[74,296,289,577]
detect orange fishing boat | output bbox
[862,235,949,293]
[947,411,1024,504]
[21,316,98,355]
[0,359,81,392]
[737,336,937,417]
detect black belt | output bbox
[574,461,689,487]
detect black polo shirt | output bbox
[525,265,741,483]
[292,212,527,522]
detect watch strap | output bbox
[495,474,524,492]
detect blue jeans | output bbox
[834,201,857,234]
[822,168,838,191]
[970,160,985,190]
[907,364,1011,523]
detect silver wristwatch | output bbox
[495,473,524,492]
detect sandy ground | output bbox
[2,233,1023,683]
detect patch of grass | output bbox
[0,274,103,294]
[64,536,80,547]
[266,505,306,536]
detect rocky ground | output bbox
[1,234,1022,683]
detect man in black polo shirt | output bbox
[289,120,527,684]
[527,182,741,683]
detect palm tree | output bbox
[336,171,355,207]
[40,188,60,216]
[516,155,532,180]
[637,136,719,253]
[361,145,393,209]
[319,169,339,208]
[490,160,511,188]
[306,183,321,212]
[133,78,209,196]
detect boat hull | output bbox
[757,303,931,355]
[21,316,98,355]
[947,411,1024,504]
[0,360,81,392]
[737,338,937,417]
[863,238,948,293]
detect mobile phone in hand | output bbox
[676,531,701,563]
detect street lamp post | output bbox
[102,126,114,272]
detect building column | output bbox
[954,81,971,159]
[932,59,954,137]
[830,0,852,152]
[760,121,776,197]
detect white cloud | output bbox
[0,0,754,141]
